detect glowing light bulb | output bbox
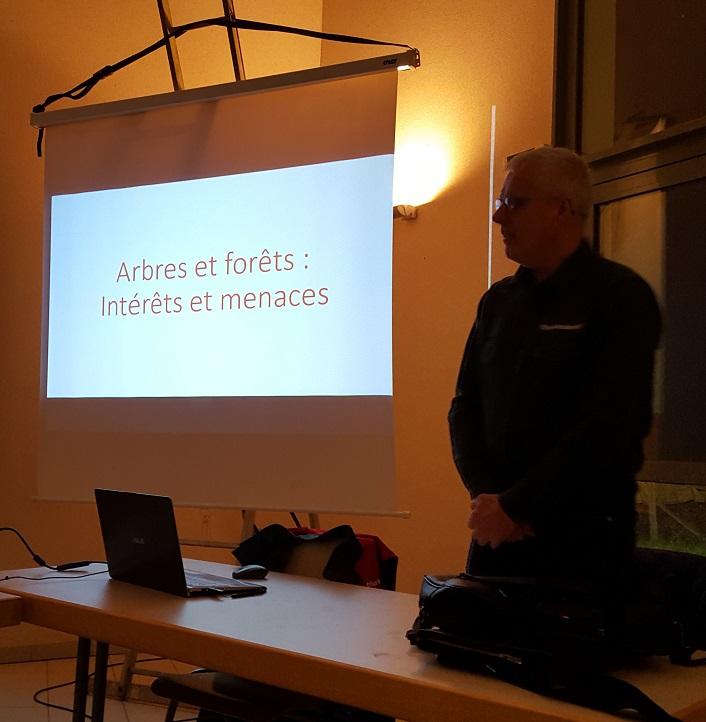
[393,135,453,207]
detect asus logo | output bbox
[131,537,146,545]
[383,58,397,65]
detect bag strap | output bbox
[490,651,682,722]
[540,674,682,722]
[427,634,682,722]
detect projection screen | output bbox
[36,60,401,513]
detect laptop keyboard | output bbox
[184,569,237,589]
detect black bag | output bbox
[407,548,706,722]
[234,524,363,585]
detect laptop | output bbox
[94,488,266,598]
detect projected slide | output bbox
[47,155,393,398]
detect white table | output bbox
[0,592,21,628]
[1,560,705,722]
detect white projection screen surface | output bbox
[38,69,398,512]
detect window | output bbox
[555,0,706,553]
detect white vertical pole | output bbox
[487,104,497,290]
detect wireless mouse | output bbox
[232,564,268,580]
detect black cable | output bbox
[32,15,418,155]
[56,560,105,571]
[32,676,89,717]
[1,526,103,572]
[0,526,51,568]
[31,655,187,719]
[171,16,413,50]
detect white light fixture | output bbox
[393,204,417,220]
[392,135,452,213]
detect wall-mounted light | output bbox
[392,205,417,221]
[393,204,417,220]
[393,134,453,209]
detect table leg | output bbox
[72,637,90,722]
[91,641,110,722]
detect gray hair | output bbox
[507,146,592,218]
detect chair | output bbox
[152,671,384,722]
[151,525,396,722]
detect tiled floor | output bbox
[0,654,199,721]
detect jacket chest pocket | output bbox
[531,325,586,364]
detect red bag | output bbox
[288,528,398,591]
[351,533,398,590]
[235,524,397,591]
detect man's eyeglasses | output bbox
[493,194,532,211]
[494,194,574,213]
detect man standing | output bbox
[449,147,661,578]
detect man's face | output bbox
[492,165,562,268]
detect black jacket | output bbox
[449,242,661,543]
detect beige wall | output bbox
[0,0,323,652]
[0,0,553,650]
[318,0,555,587]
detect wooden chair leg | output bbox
[117,649,139,699]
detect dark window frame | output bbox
[554,0,706,490]
[553,0,706,204]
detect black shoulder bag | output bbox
[407,548,706,722]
